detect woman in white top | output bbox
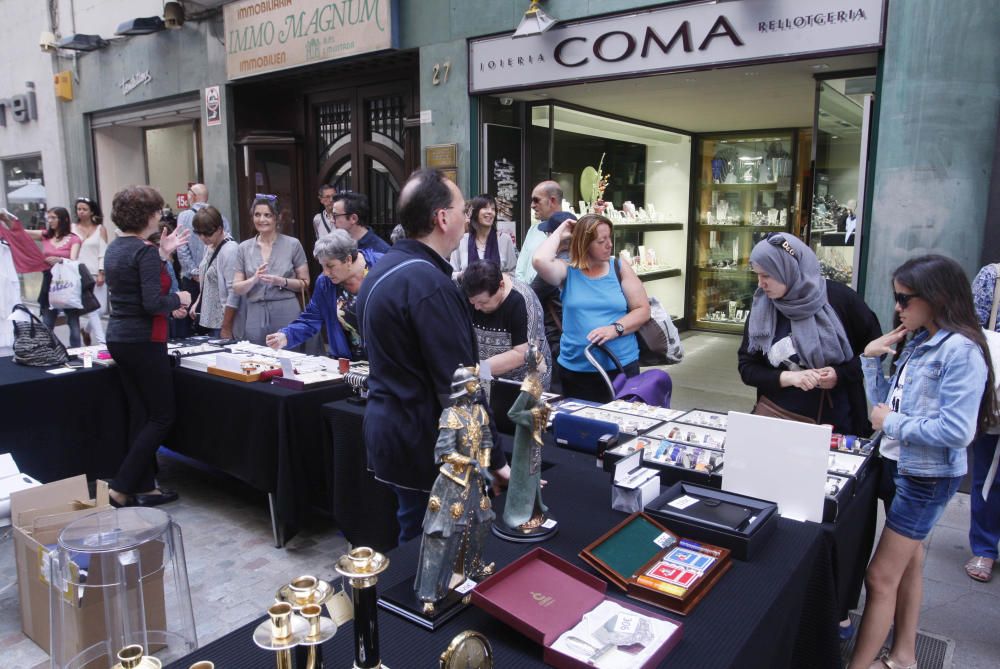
[450,194,516,279]
[73,196,107,344]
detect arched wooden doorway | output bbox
[309,78,418,243]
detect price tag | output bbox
[454,578,477,594]
[612,613,639,635]
[653,532,674,548]
[280,357,296,377]
[542,518,558,529]
[668,494,700,510]
[326,590,354,626]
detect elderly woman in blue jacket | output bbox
[848,255,998,669]
[265,228,382,359]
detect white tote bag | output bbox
[48,260,84,310]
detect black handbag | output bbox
[11,304,70,367]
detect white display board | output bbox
[723,412,830,522]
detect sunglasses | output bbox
[894,291,920,308]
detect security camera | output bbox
[499,97,514,107]
[40,31,58,52]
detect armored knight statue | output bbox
[414,365,495,612]
[501,345,556,536]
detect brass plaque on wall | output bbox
[441,168,458,183]
[426,144,458,168]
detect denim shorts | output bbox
[885,472,961,541]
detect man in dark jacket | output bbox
[357,168,509,542]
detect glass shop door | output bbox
[234,136,302,243]
[807,77,875,288]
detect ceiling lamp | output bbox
[164,2,186,30]
[513,1,557,38]
[115,16,166,36]
[56,34,110,52]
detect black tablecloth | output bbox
[1,356,352,541]
[321,399,400,552]
[167,369,353,534]
[167,451,845,669]
[0,358,129,482]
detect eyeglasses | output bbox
[331,211,350,219]
[894,291,920,308]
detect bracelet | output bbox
[284,277,289,289]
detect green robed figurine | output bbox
[495,345,558,541]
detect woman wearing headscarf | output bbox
[738,233,881,437]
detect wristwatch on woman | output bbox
[613,322,625,336]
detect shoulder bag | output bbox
[11,304,70,367]
[613,259,683,365]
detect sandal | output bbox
[965,555,994,582]
[879,650,917,669]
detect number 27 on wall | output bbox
[432,61,451,85]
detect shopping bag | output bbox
[48,260,83,310]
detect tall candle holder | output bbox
[335,547,390,669]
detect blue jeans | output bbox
[41,307,81,348]
[391,485,429,544]
[886,471,961,541]
[970,433,1000,559]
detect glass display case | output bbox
[528,104,691,320]
[690,131,795,333]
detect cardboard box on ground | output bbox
[10,475,167,662]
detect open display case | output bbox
[529,104,691,321]
[690,131,796,333]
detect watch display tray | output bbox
[471,548,683,669]
[597,400,687,424]
[569,406,664,435]
[645,483,778,561]
[645,421,726,450]
[603,436,723,490]
[672,409,728,430]
[823,473,856,523]
[579,513,731,616]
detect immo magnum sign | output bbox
[224,0,397,80]
[469,0,885,93]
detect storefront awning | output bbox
[6,183,46,202]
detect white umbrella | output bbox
[6,182,46,202]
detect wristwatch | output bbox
[612,322,625,336]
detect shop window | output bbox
[2,155,45,304]
[145,122,200,213]
[527,104,691,319]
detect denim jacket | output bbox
[862,328,987,477]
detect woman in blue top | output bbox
[532,213,649,401]
[849,255,998,669]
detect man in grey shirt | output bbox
[176,183,232,284]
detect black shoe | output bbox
[133,489,180,507]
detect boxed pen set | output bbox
[579,513,731,616]
[471,548,683,668]
[644,482,778,560]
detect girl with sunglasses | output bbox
[849,254,998,669]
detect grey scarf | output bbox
[747,234,853,369]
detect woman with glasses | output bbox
[188,206,238,337]
[450,194,516,279]
[232,195,310,345]
[73,196,107,344]
[849,255,998,669]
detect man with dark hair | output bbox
[312,184,337,240]
[357,168,509,543]
[333,191,390,254]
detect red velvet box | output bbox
[471,548,683,668]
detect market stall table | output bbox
[0,356,128,482]
[166,367,353,547]
[166,453,843,669]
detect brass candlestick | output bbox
[112,645,161,669]
[335,547,390,669]
[252,601,309,669]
